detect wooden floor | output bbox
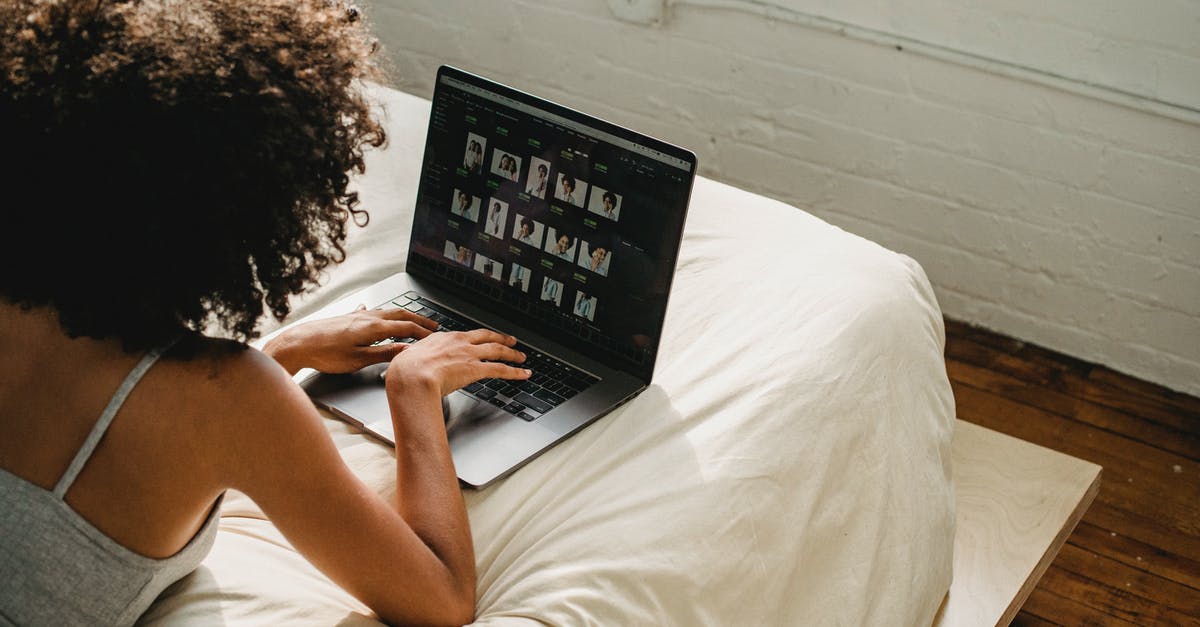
[944,319,1200,626]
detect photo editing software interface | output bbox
[408,72,694,374]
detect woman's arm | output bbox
[213,330,528,626]
[383,329,532,610]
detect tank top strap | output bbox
[53,337,181,498]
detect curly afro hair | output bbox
[0,0,388,351]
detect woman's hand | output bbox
[262,305,439,375]
[385,328,530,398]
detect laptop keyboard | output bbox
[378,291,600,421]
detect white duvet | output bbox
[141,85,955,627]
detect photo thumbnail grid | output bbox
[444,130,631,323]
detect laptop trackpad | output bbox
[445,392,557,486]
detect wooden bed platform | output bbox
[934,419,1102,626]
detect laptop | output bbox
[300,65,697,488]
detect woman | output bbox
[515,217,537,246]
[525,163,548,197]
[0,2,527,625]
[486,201,505,236]
[456,244,473,266]
[453,189,472,217]
[586,245,610,276]
[549,233,576,261]
[600,191,620,220]
[556,174,577,205]
[464,140,483,173]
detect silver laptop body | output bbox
[301,65,697,488]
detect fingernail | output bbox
[524,369,532,375]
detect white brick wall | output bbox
[362,0,1200,396]
[759,0,1200,111]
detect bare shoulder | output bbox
[31,335,335,558]
[170,339,309,417]
[155,338,355,494]
[146,338,332,482]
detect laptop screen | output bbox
[406,66,696,382]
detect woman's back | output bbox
[0,319,229,625]
[0,2,531,624]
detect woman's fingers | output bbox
[387,328,531,395]
[382,320,435,341]
[376,307,439,331]
[357,311,437,342]
[459,328,517,346]
[477,361,532,381]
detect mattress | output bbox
[141,83,955,627]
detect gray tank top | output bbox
[0,340,223,626]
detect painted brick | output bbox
[1046,91,1200,169]
[855,218,1199,341]
[1097,148,1200,217]
[364,0,1200,396]
[669,8,913,95]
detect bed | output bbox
[140,82,959,626]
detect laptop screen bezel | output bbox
[405,64,698,384]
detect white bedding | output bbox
[141,84,956,627]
